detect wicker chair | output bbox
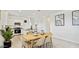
[44,36,53,48]
[33,38,45,48]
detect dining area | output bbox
[11,31,53,48]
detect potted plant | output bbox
[0,27,13,48]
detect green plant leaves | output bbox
[0,27,13,41]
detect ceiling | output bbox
[7,10,64,17]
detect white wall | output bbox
[8,15,31,28]
[50,10,79,44]
[1,10,8,25]
[0,10,8,29]
[0,10,1,29]
[31,15,50,32]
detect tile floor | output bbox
[53,37,79,48]
[1,34,79,48]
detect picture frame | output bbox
[72,10,79,26]
[55,14,64,26]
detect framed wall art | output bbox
[72,10,79,26]
[55,14,64,26]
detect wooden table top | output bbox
[22,32,52,41]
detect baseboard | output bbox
[53,36,79,45]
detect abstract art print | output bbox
[72,10,79,26]
[55,14,64,26]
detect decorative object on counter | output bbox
[41,30,45,35]
[34,24,38,33]
[24,20,27,23]
[30,25,33,30]
[14,27,21,34]
[55,14,64,26]
[14,22,21,26]
[72,10,79,26]
[0,26,13,48]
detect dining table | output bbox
[22,32,52,48]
